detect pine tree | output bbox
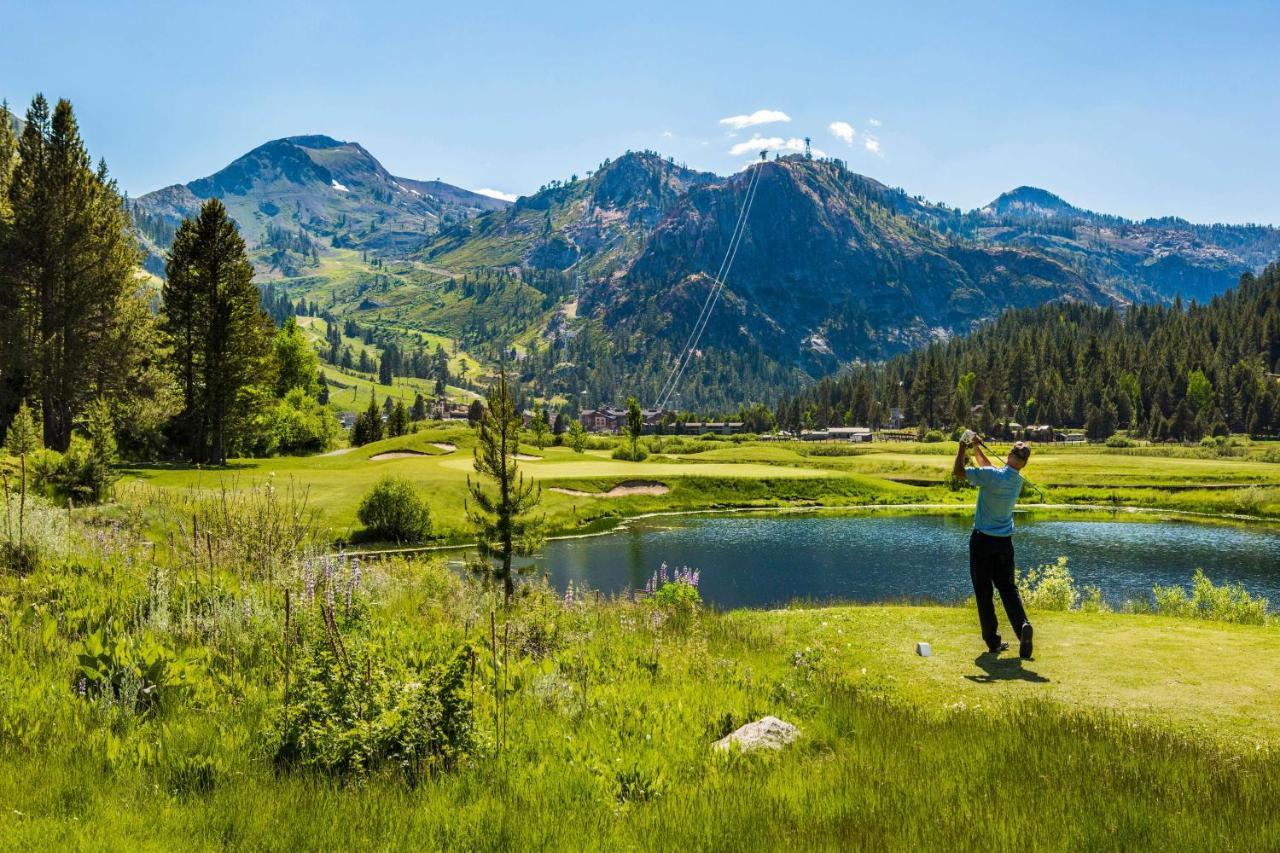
[465,371,543,603]
[1,97,140,449]
[625,396,643,459]
[3,402,40,548]
[161,198,274,464]
[379,350,393,386]
[388,399,409,437]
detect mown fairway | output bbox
[120,426,1280,544]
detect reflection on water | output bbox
[506,514,1280,610]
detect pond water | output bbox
[502,514,1280,610]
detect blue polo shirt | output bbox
[965,464,1023,537]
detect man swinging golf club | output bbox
[953,430,1034,659]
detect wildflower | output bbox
[302,559,316,604]
[563,580,576,608]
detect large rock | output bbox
[713,716,800,753]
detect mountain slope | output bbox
[967,187,1280,303]
[130,135,507,275]
[596,157,1102,382]
[422,150,718,274]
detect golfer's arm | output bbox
[973,445,992,467]
[952,443,967,479]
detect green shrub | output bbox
[357,476,433,544]
[1080,585,1111,613]
[249,389,338,456]
[27,399,119,503]
[611,445,649,462]
[922,430,945,443]
[1150,569,1269,625]
[75,624,205,716]
[270,642,475,782]
[1018,557,1078,611]
[1105,435,1136,448]
[1,491,71,574]
[654,580,702,610]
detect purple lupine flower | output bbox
[302,559,316,604]
[563,580,575,608]
[351,558,362,593]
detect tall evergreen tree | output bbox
[161,198,274,464]
[465,371,543,604]
[0,96,141,449]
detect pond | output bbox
[501,513,1280,610]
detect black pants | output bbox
[969,530,1030,651]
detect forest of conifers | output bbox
[777,264,1280,440]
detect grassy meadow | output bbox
[1,532,1277,851]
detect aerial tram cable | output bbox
[656,165,762,411]
[655,151,767,410]
[653,156,762,408]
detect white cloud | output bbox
[863,135,883,156]
[729,135,824,158]
[729,135,783,156]
[719,109,791,131]
[868,117,882,127]
[828,121,856,145]
[662,130,673,138]
[475,187,518,202]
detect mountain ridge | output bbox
[130,133,508,275]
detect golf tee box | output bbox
[916,642,932,657]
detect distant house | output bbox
[439,402,471,421]
[580,406,627,433]
[1023,424,1065,443]
[828,426,874,442]
[887,407,905,429]
[1063,433,1088,444]
[338,412,358,431]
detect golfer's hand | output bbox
[960,429,976,447]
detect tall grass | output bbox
[1,504,1277,849]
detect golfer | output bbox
[952,431,1034,659]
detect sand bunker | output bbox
[550,480,670,498]
[432,442,456,453]
[514,453,542,461]
[369,449,430,461]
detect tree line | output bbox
[777,266,1280,440]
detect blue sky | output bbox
[3,0,1278,223]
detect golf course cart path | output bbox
[550,480,671,498]
[738,605,1280,746]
